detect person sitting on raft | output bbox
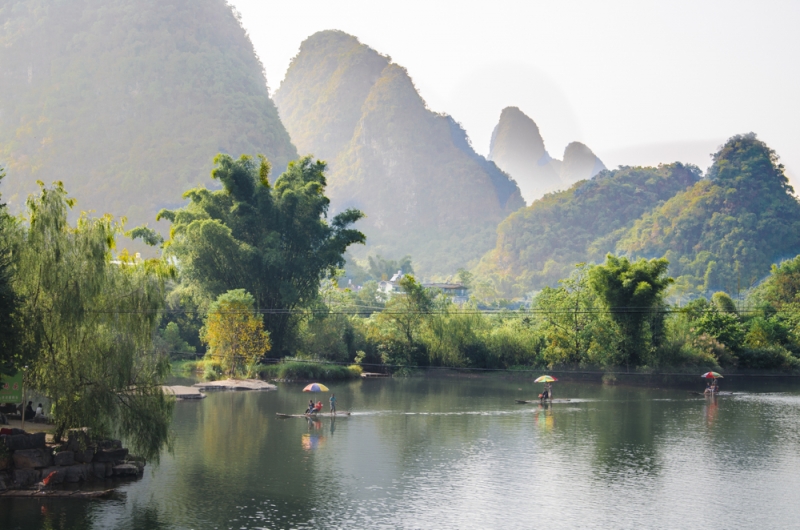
[540,386,550,401]
[306,399,315,414]
[314,401,323,413]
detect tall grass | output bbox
[257,361,362,381]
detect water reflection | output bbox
[533,405,554,431]
[704,395,719,425]
[2,378,800,529]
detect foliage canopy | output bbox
[9,182,174,458]
[158,154,365,355]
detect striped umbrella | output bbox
[303,383,329,392]
[700,372,723,379]
[534,375,558,383]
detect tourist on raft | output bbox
[306,399,315,415]
[330,393,337,415]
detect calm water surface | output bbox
[2,376,800,529]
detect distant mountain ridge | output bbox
[489,107,605,204]
[616,133,800,296]
[275,30,524,275]
[0,0,296,228]
[476,134,800,298]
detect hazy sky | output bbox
[230,0,800,183]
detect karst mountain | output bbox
[488,106,606,204]
[274,30,524,275]
[0,0,296,229]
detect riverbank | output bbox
[0,429,146,492]
[171,360,363,382]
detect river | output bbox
[2,375,800,529]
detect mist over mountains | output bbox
[489,106,605,204]
[0,0,295,227]
[1,4,798,295]
[275,30,523,275]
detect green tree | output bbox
[155,322,195,358]
[535,264,618,367]
[589,255,673,368]
[202,290,270,376]
[0,167,21,377]
[10,182,173,458]
[368,275,433,367]
[157,154,365,355]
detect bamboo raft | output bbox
[276,412,351,418]
[0,489,115,499]
[690,391,735,396]
[515,399,572,404]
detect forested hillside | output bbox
[0,0,296,228]
[617,134,800,295]
[275,31,524,275]
[475,163,701,297]
[489,106,605,204]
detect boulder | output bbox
[64,464,86,483]
[112,464,140,477]
[13,468,40,487]
[40,467,65,485]
[96,439,122,450]
[92,462,106,479]
[53,451,75,467]
[13,448,53,469]
[125,455,147,472]
[73,448,94,464]
[0,455,10,470]
[4,432,46,450]
[0,473,8,491]
[94,447,128,463]
[104,462,113,478]
[66,428,91,452]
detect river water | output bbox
[2,376,800,529]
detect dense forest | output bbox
[489,106,606,204]
[0,0,295,229]
[476,135,800,300]
[274,30,524,276]
[617,134,800,296]
[475,162,702,297]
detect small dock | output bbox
[193,379,277,391]
[162,385,206,400]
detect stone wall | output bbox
[0,428,145,491]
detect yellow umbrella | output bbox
[534,375,558,383]
[302,383,329,392]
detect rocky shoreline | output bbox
[0,428,145,493]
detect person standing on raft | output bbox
[329,393,337,415]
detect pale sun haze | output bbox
[231,0,800,184]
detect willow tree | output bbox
[0,167,21,377]
[156,154,365,355]
[10,182,174,458]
